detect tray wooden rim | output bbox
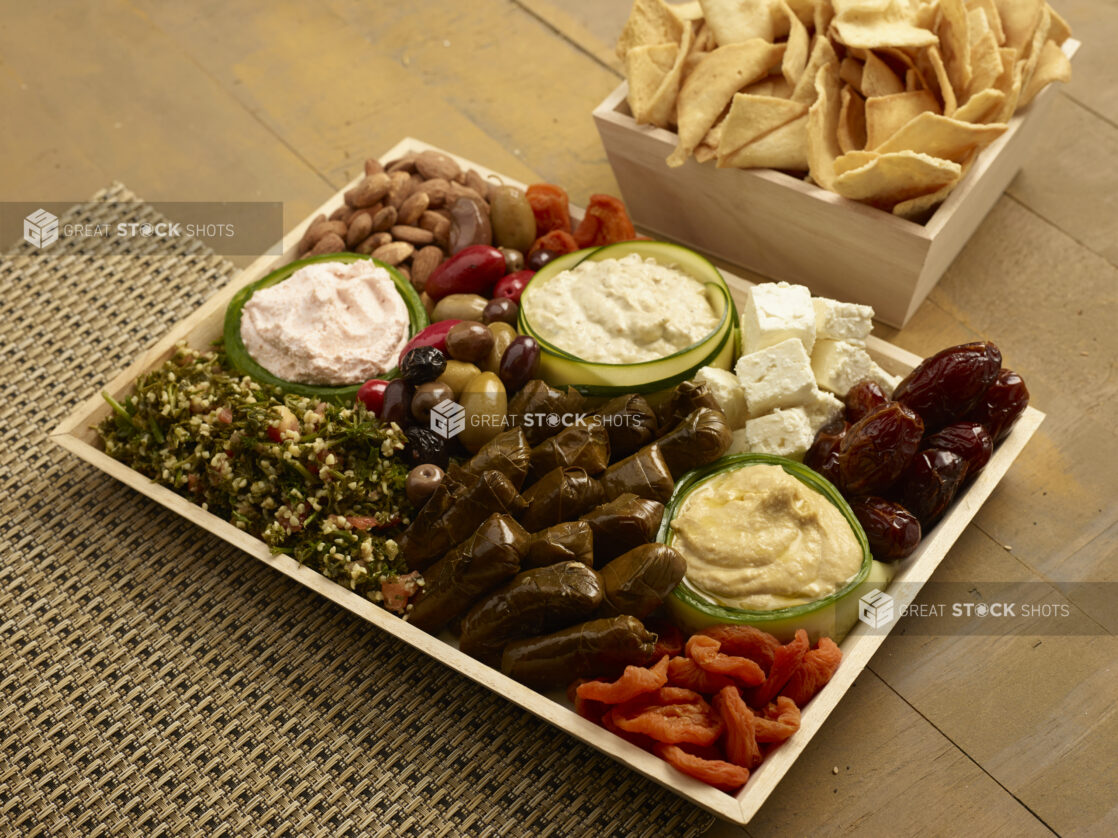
[49,138,1045,825]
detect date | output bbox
[804,419,847,486]
[845,380,889,423]
[922,422,993,479]
[901,448,967,525]
[849,497,922,561]
[965,368,1029,443]
[834,402,924,496]
[893,342,1002,431]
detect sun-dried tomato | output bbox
[654,743,751,791]
[686,635,765,686]
[576,655,668,704]
[525,183,571,236]
[572,194,637,248]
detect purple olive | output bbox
[380,378,414,426]
[482,297,519,327]
[498,336,541,393]
[527,248,560,271]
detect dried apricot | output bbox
[686,635,765,686]
[668,656,738,693]
[576,655,669,704]
[697,625,781,672]
[749,629,809,708]
[525,184,571,236]
[610,689,725,746]
[713,686,762,770]
[654,743,751,791]
[572,194,637,248]
[780,637,842,706]
[528,229,579,257]
[754,696,801,743]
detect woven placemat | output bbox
[0,186,716,838]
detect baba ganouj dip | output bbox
[240,259,410,385]
[523,253,719,364]
[670,463,864,611]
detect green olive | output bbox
[483,322,518,374]
[458,371,508,453]
[432,292,488,322]
[437,360,482,398]
[490,186,537,253]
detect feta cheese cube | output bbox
[735,338,816,418]
[801,387,845,433]
[813,297,874,343]
[869,365,903,396]
[742,408,815,460]
[741,282,816,355]
[811,340,875,397]
[694,366,748,429]
[727,428,751,455]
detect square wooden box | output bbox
[592,39,1079,328]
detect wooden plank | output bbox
[0,0,331,224]
[514,0,628,74]
[704,670,1055,837]
[1054,0,1118,126]
[869,526,1118,836]
[1007,92,1118,268]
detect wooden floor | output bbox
[3,1,1116,835]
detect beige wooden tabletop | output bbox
[3,1,1116,836]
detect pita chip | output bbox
[718,93,810,158]
[1019,39,1071,107]
[720,113,810,169]
[699,0,775,46]
[967,0,1006,45]
[745,74,795,97]
[792,35,839,103]
[617,0,684,61]
[862,51,906,97]
[807,61,844,189]
[833,150,962,208]
[830,0,938,49]
[994,0,1043,52]
[838,85,868,153]
[668,39,786,167]
[953,87,1006,122]
[865,89,941,148]
[874,111,1007,161]
[834,149,880,176]
[780,1,810,87]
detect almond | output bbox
[415,177,450,208]
[364,157,385,176]
[464,169,491,201]
[370,205,398,233]
[447,181,488,211]
[410,246,443,292]
[395,264,411,283]
[344,172,391,208]
[397,191,430,226]
[296,213,326,255]
[345,212,374,249]
[416,149,462,182]
[308,232,346,257]
[386,153,418,174]
[356,231,393,254]
[387,171,414,209]
[329,204,355,223]
[391,225,435,246]
[371,241,415,266]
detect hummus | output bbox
[524,253,719,363]
[670,464,863,611]
[240,259,409,385]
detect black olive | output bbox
[402,426,450,469]
[399,345,447,385]
[380,379,414,426]
[526,248,560,271]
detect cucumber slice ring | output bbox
[660,454,873,627]
[223,252,428,403]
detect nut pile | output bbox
[296,149,494,291]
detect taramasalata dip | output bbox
[524,253,719,364]
[669,464,863,611]
[240,259,409,385]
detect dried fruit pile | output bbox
[572,625,841,791]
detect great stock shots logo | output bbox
[23,209,59,248]
[430,399,466,439]
[858,589,895,629]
